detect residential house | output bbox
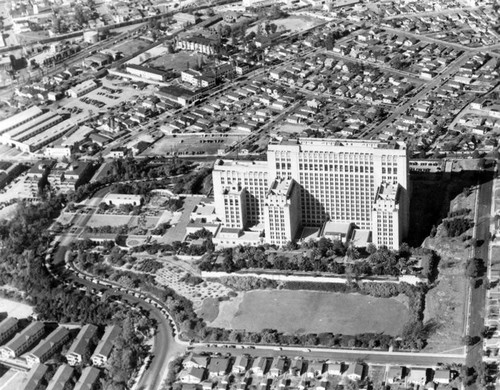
[25,327,70,367]
[326,363,342,376]
[307,362,325,378]
[344,363,364,381]
[252,357,268,376]
[289,358,304,376]
[407,368,428,385]
[433,370,451,384]
[208,357,230,377]
[65,324,98,366]
[181,367,206,384]
[386,366,405,384]
[270,357,287,377]
[232,355,249,374]
[316,381,328,390]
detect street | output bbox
[190,345,465,367]
[465,174,494,372]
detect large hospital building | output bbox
[213,138,409,250]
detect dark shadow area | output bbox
[408,168,494,247]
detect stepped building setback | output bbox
[213,138,410,249]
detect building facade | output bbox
[213,138,410,249]
[0,322,45,359]
[213,160,269,228]
[264,179,301,247]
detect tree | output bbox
[465,257,486,279]
[366,243,377,255]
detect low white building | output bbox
[66,80,98,98]
[102,193,143,207]
[44,146,71,160]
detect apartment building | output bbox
[264,179,301,246]
[0,322,45,359]
[66,324,98,366]
[74,366,101,390]
[91,325,120,367]
[213,138,410,249]
[25,327,70,367]
[46,364,74,390]
[22,363,48,390]
[0,317,19,345]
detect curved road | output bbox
[52,245,186,390]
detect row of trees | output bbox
[199,239,438,281]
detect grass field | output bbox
[86,214,132,227]
[208,290,409,335]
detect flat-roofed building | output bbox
[22,363,48,390]
[2,111,61,141]
[0,317,19,345]
[0,106,43,136]
[213,159,269,227]
[264,178,301,247]
[372,182,407,249]
[7,112,63,143]
[91,325,120,367]
[0,322,45,359]
[66,324,98,366]
[66,80,98,98]
[46,364,74,390]
[48,161,93,194]
[44,146,72,160]
[102,193,143,207]
[126,64,171,82]
[267,138,408,232]
[25,326,70,367]
[74,366,101,390]
[213,138,410,250]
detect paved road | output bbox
[191,345,465,367]
[465,174,494,373]
[52,245,186,390]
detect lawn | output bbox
[86,214,132,227]
[208,290,409,335]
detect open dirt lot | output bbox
[0,297,33,318]
[208,290,409,335]
[248,15,325,34]
[145,134,242,156]
[145,51,205,72]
